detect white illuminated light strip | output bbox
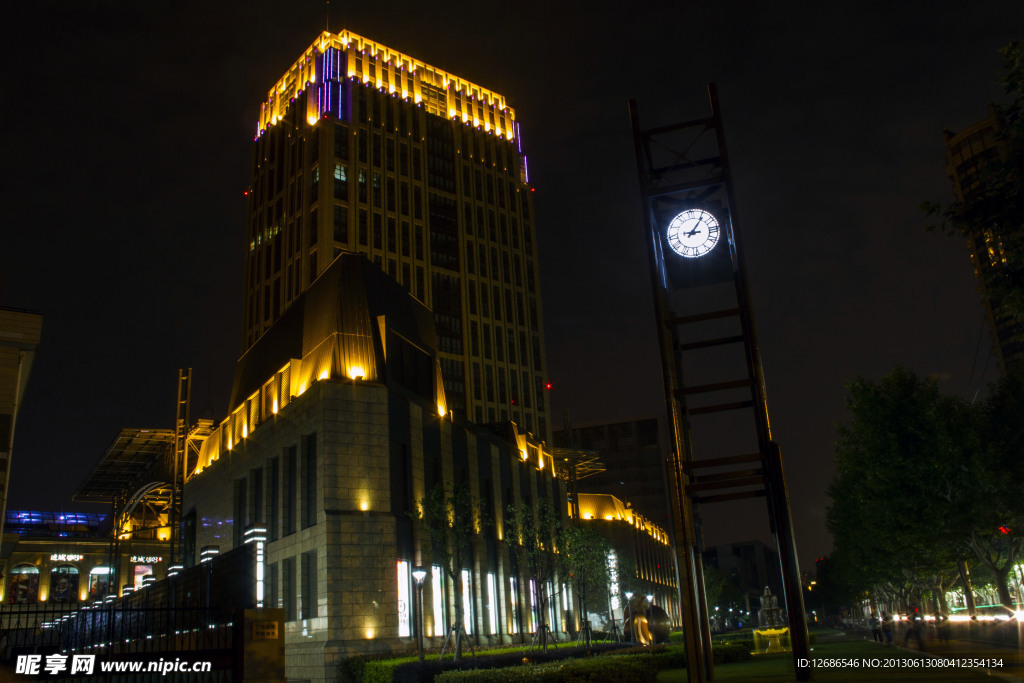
[509,577,518,634]
[461,569,472,635]
[243,527,268,609]
[487,573,498,635]
[397,560,410,637]
[432,566,444,637]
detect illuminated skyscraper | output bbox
[244,31,550,439]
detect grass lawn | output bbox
[658,640,1005,682]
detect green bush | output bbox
[436,654,660,682]
[712,643,751,664]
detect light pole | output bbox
[412,567,427,663]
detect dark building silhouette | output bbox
[944,105,1024,370]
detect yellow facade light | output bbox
[242,424,248,439]
[365,628,375,639]
[272,399,278,414]
[307,114,318,126]
[438,405,446,417]
[347,366,365,380]
[360,500,369,512]
[318,369,330,381]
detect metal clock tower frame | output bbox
[629,86,810,682]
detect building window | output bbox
[284,446,297,536]
[358,209,368,246]
[373,214,383,249]
[334,163,348,199]
[88,566,112,599]
[334,205,348,243]
[233,477,247,546]
[301,551,318,619]
[49,565,79,603]
[268,456,280,541]
[302,433,317,529]
[283,557,297,621]
[269,563,279,611]
[250,466,264,524]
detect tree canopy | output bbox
[827,366,1024,609]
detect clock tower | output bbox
[629,86,810,682]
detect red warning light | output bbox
[545,383,552,391]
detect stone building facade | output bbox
[183,254,571,680]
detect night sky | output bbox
[2,1,1021,569]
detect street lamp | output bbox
[412,567,427,663]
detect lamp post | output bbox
[412,567,427,663]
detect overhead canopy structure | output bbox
[549,447,605,483]
[73,428,175,504]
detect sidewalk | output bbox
[893,635,1024,682]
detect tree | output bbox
[505,498,561,651]
[925,41,1024,333]
[960,368,1024,606]
[827,367,972,608]
[416,481,487,661]
[558,525,610,644]
[828,365,1024,610]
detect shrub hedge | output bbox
[435,654,661,682]
[340,639,754,681]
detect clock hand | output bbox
[685,222,702,238]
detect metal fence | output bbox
[0,546,256,680]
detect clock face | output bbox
[666,209,721,258]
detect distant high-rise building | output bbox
[0,307,42,539]
[944,105,1024,370]
[244,30,550,439]
[554,416,673,532]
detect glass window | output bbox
[89,566,112,599]
[132,565,152,591]
[7,564,39,604]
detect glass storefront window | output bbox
[49,565,79,603]
[7,565,39,604]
